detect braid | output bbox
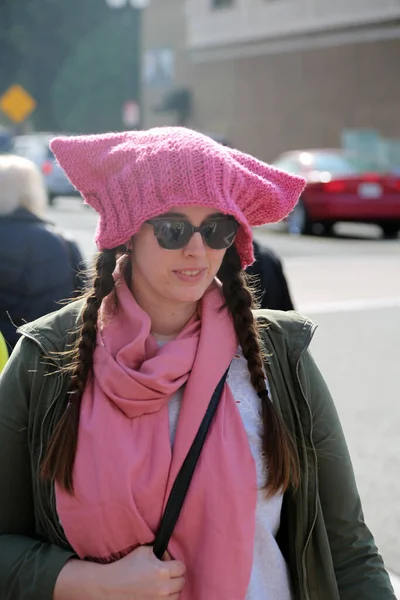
[41,248,119,493]
[218,246,300,495]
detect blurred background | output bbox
[1,0,399,592]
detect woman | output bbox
[0,154,85,350]
[0,128,395,600]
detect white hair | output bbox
[0,154,47,217]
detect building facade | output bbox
[142,0,400,162]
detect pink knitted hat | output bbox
[50,127,306,267]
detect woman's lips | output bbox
[173,268,207,283]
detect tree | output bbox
[0,0,140,132]
[51,10,140,133]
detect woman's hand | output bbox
[54,545,185,600]
[99,545,186,600]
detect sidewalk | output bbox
[389,571,400,597]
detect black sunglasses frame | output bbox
[146,215,238,250]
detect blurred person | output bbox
[246,239,295,310]
[0,128,396,600]
[0,154,85,351]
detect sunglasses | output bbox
[146,215,238,250]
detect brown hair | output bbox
[218,245,300,495]
[41,248,120,492]
[41,245,300,495]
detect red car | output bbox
[273,149,400,238]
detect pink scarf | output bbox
[56,270,257,599]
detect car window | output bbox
[273,157,302,174]
[12,135,53,163]
[344,154,385,173]
[12,139,30,157]
[306,153,359,175]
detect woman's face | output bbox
[130,206,230,308]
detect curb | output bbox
[389,571,400,597]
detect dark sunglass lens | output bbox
[203,219,238,249]
[154,220,191,249]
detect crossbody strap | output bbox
[153,367,230,559]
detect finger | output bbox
[166,560,186,578]
[165,575,185,595]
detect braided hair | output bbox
[42,244,299,495]
[41,248,122,492]
[218,245,300,495]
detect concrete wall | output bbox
[186,38,400,162]
[142,0,190,128]
[186,0,400,48]
[142,0,400,163]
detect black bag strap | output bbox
[153,367,230,560]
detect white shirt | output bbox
[167,349,293,600]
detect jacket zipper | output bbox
[22,331,69,547]
[295,324,318,600]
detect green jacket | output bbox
[0,301,395,600]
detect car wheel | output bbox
[288,199,313,235]
[320,222,335,237]
[48,193,56,207]
[381,223,400,240]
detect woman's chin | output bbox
[170,280,212,304]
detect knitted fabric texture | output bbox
[50,127,306,268]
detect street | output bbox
[49,197,400,587]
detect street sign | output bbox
[0,84,36,123]
[122,101,140,127]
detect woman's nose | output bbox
[183,231,207,257]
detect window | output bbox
[274,151,385,177]
[211,0,234,9]
[272,158,303,175]
[305,153,359,175]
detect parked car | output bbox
[11,133,80,206]
[273,149,400,239]
[0,129,13,154]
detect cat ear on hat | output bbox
[49,132,132,211]
[50,131,151,251]
[50,135,96,194]
[228,147,307,226]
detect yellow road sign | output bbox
[0,84,36,123]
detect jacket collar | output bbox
[18,299,85,365]
[254,309,316,365]
[0,207,53,226]
[19,301,315,369]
